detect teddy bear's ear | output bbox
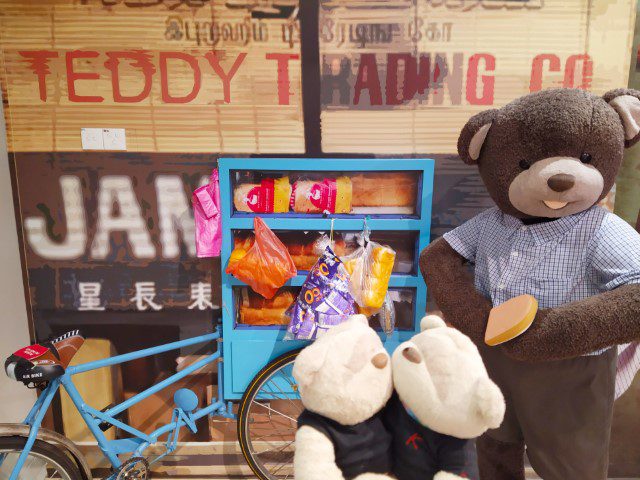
[603,89,640,147]
[292,343,328,388]
[457,109,499,165]
[420,314,446,331]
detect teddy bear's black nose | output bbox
[547,174,575,192]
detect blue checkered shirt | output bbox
[443,205,640,359]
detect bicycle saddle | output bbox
[4,330,85,386]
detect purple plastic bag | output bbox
[285,246,356,340]
[192,169,221,257]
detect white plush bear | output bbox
[385,315,506,480]
[293,315,395,480]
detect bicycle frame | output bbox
[8,326,235,480]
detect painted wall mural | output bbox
[1,0,639,469]
[318,0,635,153]
[0,0,304,152]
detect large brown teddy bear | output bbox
[420,88,640,480]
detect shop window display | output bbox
[0,0,639,479]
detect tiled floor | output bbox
[84,443,635,479]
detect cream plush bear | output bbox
[385,315,506,480]
[293,315,395,480]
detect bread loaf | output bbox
[239,290,295,326]
[351,173,417,207]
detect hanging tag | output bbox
[330,218,335,245]
[363,217,371,245]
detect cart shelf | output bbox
[218,158,434,399]
[229,274,421,288]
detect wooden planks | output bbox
[0,0,304,153]
[319,0,636,154]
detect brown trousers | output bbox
[480,345,617,480]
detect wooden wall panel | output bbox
[319,0,636,154]
[0,0,304,153]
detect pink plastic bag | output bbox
[192,169,221,257]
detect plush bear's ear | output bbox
[603,89,640,147]
[457,109,499,164]
[420,314,446,331]
[292,343,328,388]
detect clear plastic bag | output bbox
[225,217,297,299]
[378,293,396,336]
[342,223,396,314]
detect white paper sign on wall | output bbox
[80,128,104,150]
[102,128,127,151]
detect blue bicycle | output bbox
[1,329,303,480]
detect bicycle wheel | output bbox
[237,349,303,480]
[0,436,82,480]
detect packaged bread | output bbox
[291,177,352,213]
[291,237,346,270]
[230,235,346,272]
[225,217,296,299]
[351,173,417,207]
[234,177,291,213]
[343,241,396,313]
[239,290,295,325]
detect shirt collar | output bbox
[501,208,590,245]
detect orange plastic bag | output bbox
[226,217,297,299]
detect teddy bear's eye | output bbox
[580,153,592,164]
[518,160,531,170]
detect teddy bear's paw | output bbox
[352,474,395,480]
[433,471,467,480]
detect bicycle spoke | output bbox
[264,377,302,414]
[251,432,295,442]
[241,353,302,479]
[0,448,72,480]
[255,439,294,457]
[251,400,298,424]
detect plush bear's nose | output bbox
[547,174,575,192]
[371,353,388,369]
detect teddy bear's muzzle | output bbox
[371,352,388,369]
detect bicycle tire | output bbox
[0,435,83,480]
[237,348,302,480]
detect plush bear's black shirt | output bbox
[296,409,392,479]
[383,393,470,480]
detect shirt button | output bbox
[511,251,519,257]
[520,226,527,232]
[498,284,506,290]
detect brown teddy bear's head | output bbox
[458,88,640,219]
